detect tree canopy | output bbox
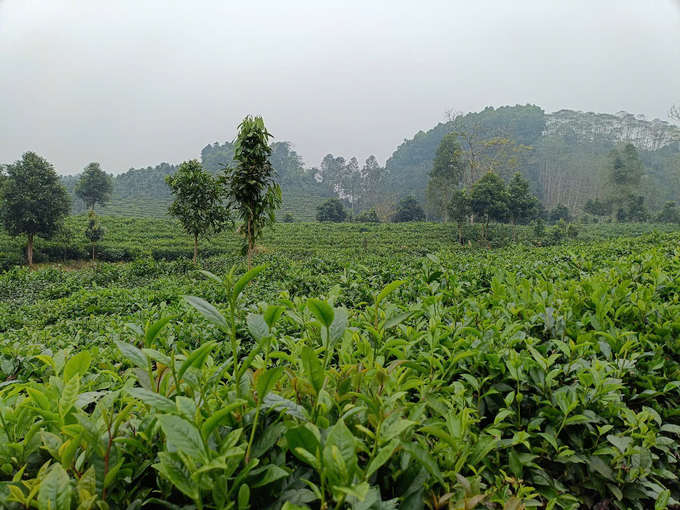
[392,196,426,223]
[0,152,71,265]
[316,198,347,223]
[75,162,114,211]
[165,159,231,265]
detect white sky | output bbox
[1,0,679,174]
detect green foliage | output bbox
[165,159,231,265]
[447,188,471,244]
[3,228,680,509]
[392,196,425,222]
[584,198,612,218]
[75,162,114,211]
[283,212,295,223]
[656,201,680,224]
[549,203,572,224]
[223,115,282,268]
[84,210,106,261]
[316,198,347,223]
[355,207,380,223]
[0,152,71,265]
[470,172,508,240]
[427,133,464,219]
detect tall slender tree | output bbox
[343,157,362,215]
[0,152,71,265]
[361,155,385,210]
[223,115,282,269]
[427,132,464,221]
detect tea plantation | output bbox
[1,222,680,509]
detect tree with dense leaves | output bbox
[656,201,680,224]
[506,172,539,242]
[447,188,471,244]
[0,152,71,265]
[627,195,650,223]
[222,116,282,269]
[469,172,508,241]
[392,196,426,223]
[583,198,612,218]
[549,203,572,224]
[75,162,114,211]
[355,207,380,223]
[84,210,106,262]
[316,198,347,223]
[427,133,464,221]
[165,160,231,265]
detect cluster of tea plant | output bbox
[1,218,677,271]
[1,231,680,509]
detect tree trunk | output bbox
[27,234,33,266]
[193,234,198,266]
[513,221,517,243]
[247,217,253,270]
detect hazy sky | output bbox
[1,0,679,175]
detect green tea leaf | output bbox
[248,313,270,342]
[376,280,405,306]
[157,415,207,463]
[183,295,228,332]
[301,346,325,395]
[115,340,147,369]
[307,299,334,328]
[257,366,285,400]
[144,315,176,348]
[153,452,199,500]
[126,387,176,413]
[59,375,80,418]
[64,351,91,381]
[233,265,266,301]
[38,464,71,510]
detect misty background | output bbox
[1,0,679,175]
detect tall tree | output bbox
[343,157,362,215]
[0,152,71,265]
[447,188,471,244]
[361,155,385,209]
[318,154,346,198]
[604,143,645,220]
[506,172,539,241]
[165,160,231,265]
[427,133,464,221]
[75,162,114,211]
[445,110,531,188]
[469,172,508,241]
[223,115,282,269]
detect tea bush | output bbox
[1,230,680,509]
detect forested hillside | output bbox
[386,105,680,213]
[57,105,680,220]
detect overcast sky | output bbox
[1,0,679,175]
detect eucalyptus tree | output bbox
[0,152,71,265]
[222,115,282,269]
[165,159,231,265]
[75,162,114,211]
